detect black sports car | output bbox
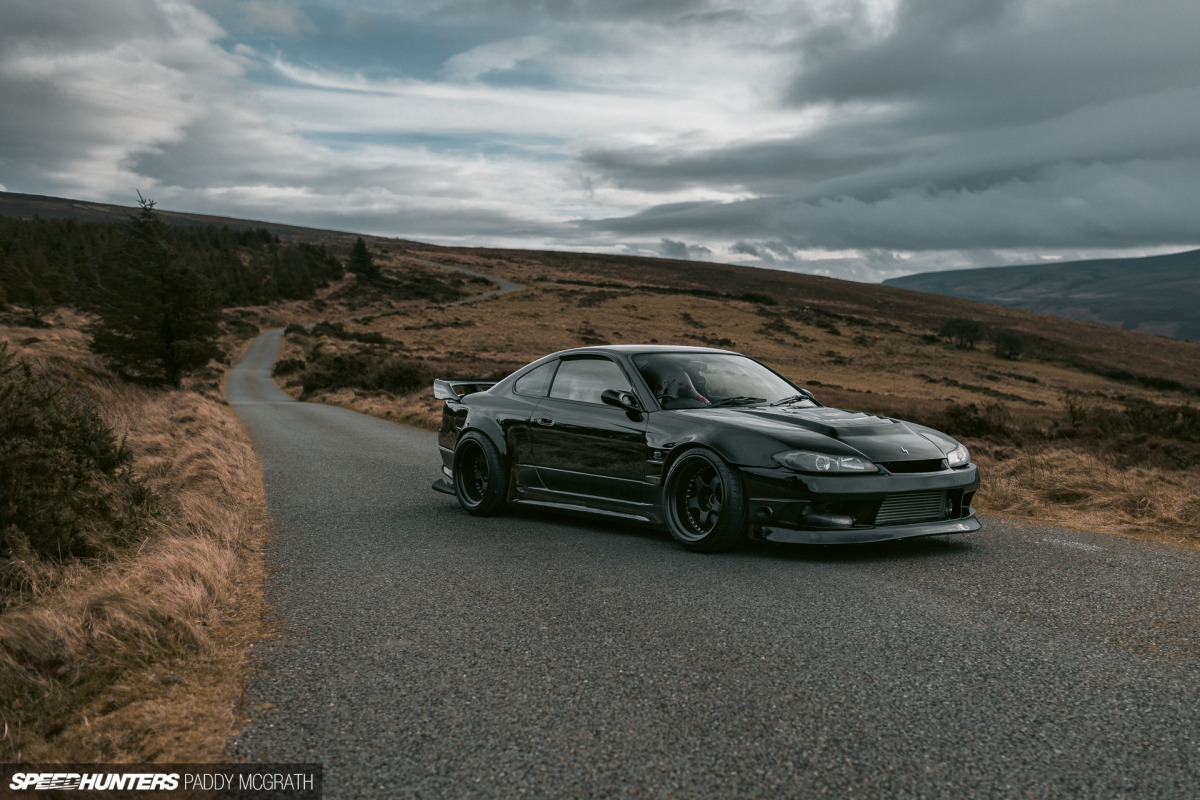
[432,345,980,551]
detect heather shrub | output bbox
[272,358,306,377]
[0,344,155,579]
[311,320,392,344]
[374,359,438,394]
[993,329,1025,360]
[299,351,435,397]
[941,402,1015,439]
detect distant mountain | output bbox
[884,250,1200,342]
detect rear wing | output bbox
[433,378,498,401]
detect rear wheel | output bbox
[453,432,507,516]
[663,450,747,552]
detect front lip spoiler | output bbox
[758,510,981,545]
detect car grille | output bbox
[880,459,944,474]
[875,491,948,526]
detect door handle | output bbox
[535,416,554,426]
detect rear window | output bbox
[513,361,557,397]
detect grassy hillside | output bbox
[0,190,364,244]
[884,250,1200,342]
[265,242,1200,548]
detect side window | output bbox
[514,361,557,397]
[548,358,632,404]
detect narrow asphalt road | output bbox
[227,329,1200,799]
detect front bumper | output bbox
[740,464,981,544]
[757,510,981,544]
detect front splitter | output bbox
[757,511,981,544]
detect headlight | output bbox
[946,442,970,467]
[773,450,878,474]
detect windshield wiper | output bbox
[707,396,767,408]
[769,392,816,407]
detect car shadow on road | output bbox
[742,535,976,565]
[500,503,976,564]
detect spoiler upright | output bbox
[433,378,498,401]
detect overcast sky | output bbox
[2,0,1198,281]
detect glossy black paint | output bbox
[436,345,981,544]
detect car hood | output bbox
[682,405,947,462]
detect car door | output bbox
[528,355,649,503]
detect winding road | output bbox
[403,255,525,306]
[226,328,1200,799]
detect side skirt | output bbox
[511,481,665,526]
[510,498,655,524]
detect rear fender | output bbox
[458,414,511,463]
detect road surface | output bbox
[226,328,1200,799]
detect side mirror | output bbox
[601,389,641,411]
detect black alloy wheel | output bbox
[453,432,507,516]
[663,450,747,552]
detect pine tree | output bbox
[89,196,222,386]
[346,236,381,281]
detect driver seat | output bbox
[650,366,707,405]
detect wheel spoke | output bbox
[669,459,735,542]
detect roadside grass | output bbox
[971,448,1200,547]
[271,248,1200,552]
[0,314,269,761]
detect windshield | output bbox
[632,352,814,409]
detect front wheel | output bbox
[663,450,747,552]
[453,432,508,516]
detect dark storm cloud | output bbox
[0,0,168,166]
[788,0,1200,130]
[658,238,713,261]
[587,156,1200,252]
[582,0,1200,258]
[0,0,172,49]
[0,0,242,195]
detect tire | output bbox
[453,431,508,516]
[663,449,747,552]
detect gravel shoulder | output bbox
[227,329,1200,799]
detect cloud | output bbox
[578,0,1200,268]
[1,0,1197,281]
[658,238,713,261]
[440,36,549,82]
[234,1,317,36]
[0,0,263,196]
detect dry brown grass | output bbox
[0,317,269,761]
[971,446,1200,547]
